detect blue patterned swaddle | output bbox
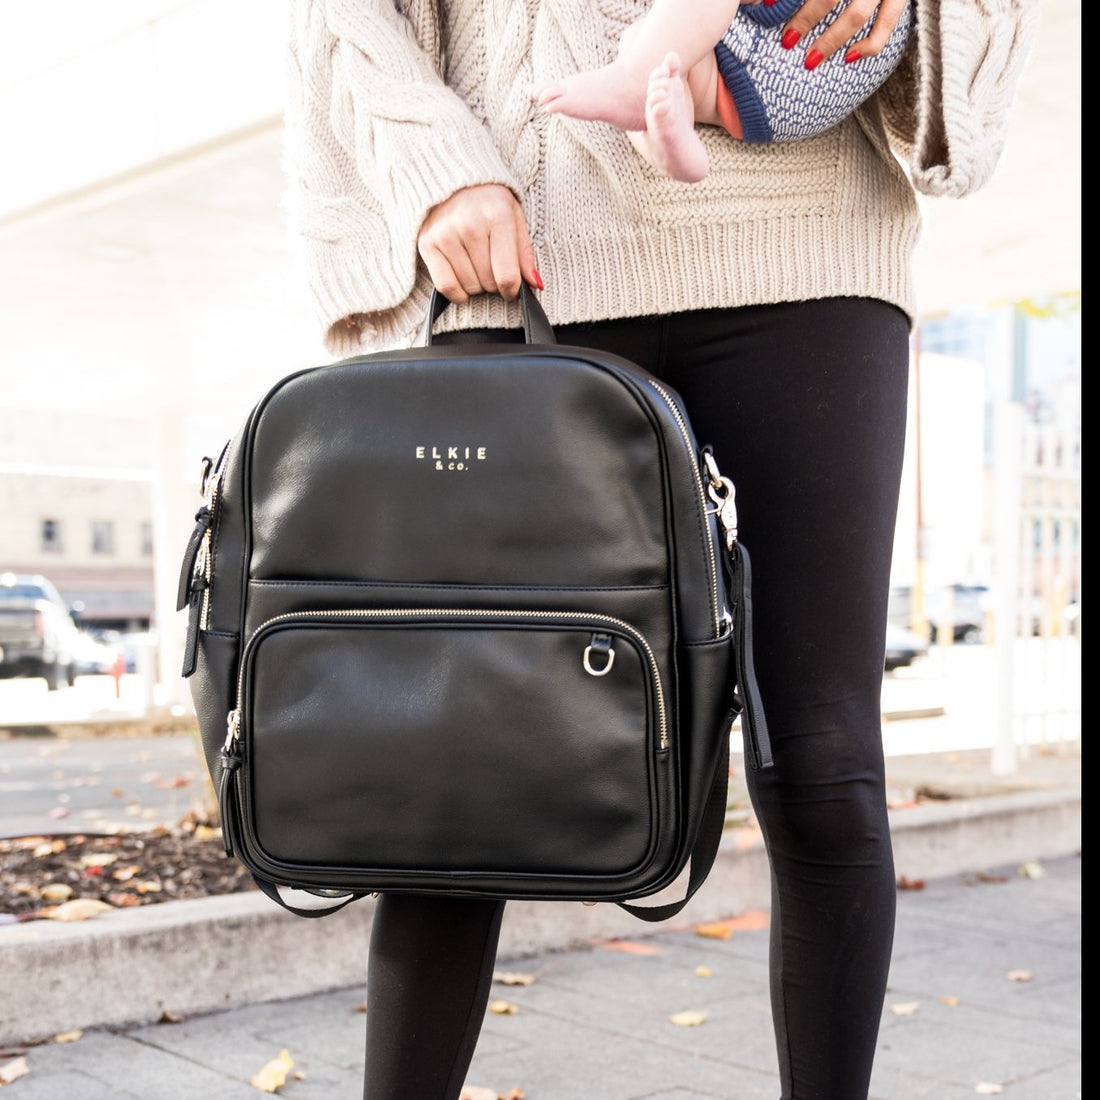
[717,0,913,143]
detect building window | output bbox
[140,521,154,557]
[41,519,62,552]
[92,520,115,555]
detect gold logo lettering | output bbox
[415,444,488,472]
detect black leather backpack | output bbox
[178,289,769,920]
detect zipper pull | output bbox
[218,710,243,856]
[176,507,212,612]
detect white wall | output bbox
[0,0,287,219]
[892,352,988,590]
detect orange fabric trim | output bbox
[714,77,744,140]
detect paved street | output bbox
[0,731,207,839]
[3,853,1081,1099]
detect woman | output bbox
[282,0,1038,1095]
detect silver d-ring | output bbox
[583,644,615,677]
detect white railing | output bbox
[993,407,1081,773]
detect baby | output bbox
[532,0,913,182]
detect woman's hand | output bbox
[417,183,542,304]
[782,0,910,66]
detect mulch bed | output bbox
[0,814,255,922]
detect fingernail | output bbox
[804,48,823,70]
[532,268,544,291]
[781,28,801,49]
[844,47,861,64]
[763,0,777,5]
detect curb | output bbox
[2,786,1081,1046]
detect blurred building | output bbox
[0,410,155,629]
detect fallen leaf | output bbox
[47,807,70,820]
[154,775,191,789]
[669,1009,708,1027]
[694,965,713,978]
[1006,969,1033,982]
[897,875,925,890]
[44,899,114,922]
[975,871,1009,884]
[52,1031,83,1044]
[106,892,142,908]
[492,971,536,986]
[111,788,125,798]
[974,1083,1004,1095]
[33,840,66,857]
[488,1000,517,1015]
[695,910,770,939]
[694,921,732,940]
[597,939,662,956]
[940,995,960,1007]
[250,1049,294,1093]
[501,1091,525,1099]
[459,1088,500,1100]
[889,1001,920,1016]
[112,865,141,882]
[351,1003,367,1013]
[1018,861,1045,879]
[79,853,118,868]
[291,1071,306,1081]
[0,1056,29,1085]
[40,884,74,903]
[157,1011,185,1024]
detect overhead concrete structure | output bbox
[0,0,1081,703]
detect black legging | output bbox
[364,297,911,1100]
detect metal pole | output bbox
[992,401,1024,775]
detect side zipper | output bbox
[647,379,725,639]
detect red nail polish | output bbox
[804,48,823,70]
[781,28,801,49]
[763,0,777,5]
[532,268,544,291]
[844,47,861,64]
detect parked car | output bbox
[888,583,991,644]
[0,572,81,690]
[70,631,122,677]
[884,621,930,671]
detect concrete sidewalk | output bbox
[2,740,1081,1050]
[2,851,1081,1099]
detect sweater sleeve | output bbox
[285,0,520,352]
[873,0,1042,198]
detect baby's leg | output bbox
[628,52,711,183]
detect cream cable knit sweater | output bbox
[283,0,1039,355]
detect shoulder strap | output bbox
[616,741,730,922]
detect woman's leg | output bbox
[361,300,908,1099]
[363,894,506,1100]
[562,298,910,1098]
[668,299,909,1099]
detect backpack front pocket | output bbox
[230,610,666,887]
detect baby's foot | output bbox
[629,53,709,183]
[531,60,649,132]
